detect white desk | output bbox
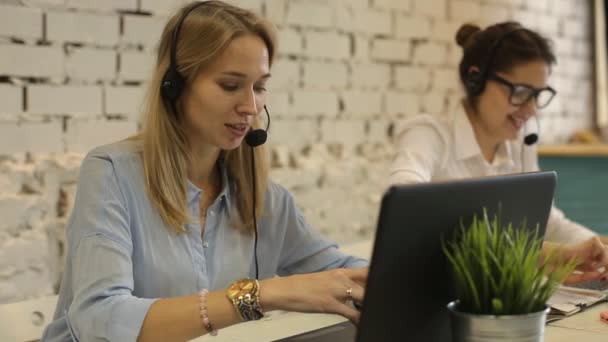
[193,240,608,342]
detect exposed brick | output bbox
[266,91,289,118]
[269,59,300,89]
[394,66,431,92]
[66,47,116,82]
[224,0,263,13]
[303,61,348,89]
[432,68,459,91]
[286,1,333,29]
[64,119,137,153]
[139,0,187,15]
[370,39,410,62]
[120,50,156,82]
[413,0,447,19]
[353,36,370,61]
[46,11,119,46]
[449,0,481,21]
[0,162,26,194]
[0,85,22,114]
[265,0,287,26]
[396,16,431,39]
[413,42,448,66]
[277,28,303,55]
[65,0,137,11]
[291,90,339,117]
[0,121,63,155]
[320,119,366,145]
[372,0,412,11]
[421,91,446,114]
[104,86,146,121]
[563,17,589,39]
[479,4,511,26]
[122,15,166,48]
[0,5,43,40]
[353,9,392,35]
[305,32,350,60]
[350,63,391,89]
[432,21,463,43]
[27,85,102,116]
[0,45,63,79]
[526,0,550,12]
[268,118,318,148]
[368,119,392,143]
[340,91,383,116]
[385,91,420,116]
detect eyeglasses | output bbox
[488,74,557,109]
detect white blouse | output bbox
[389,103,596,244]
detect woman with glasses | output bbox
[389,21,608,282]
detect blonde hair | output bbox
[136,1,276,234]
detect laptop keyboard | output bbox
[570,279,608,292]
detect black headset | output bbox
[161,1,270,279]
[463,25,539,147]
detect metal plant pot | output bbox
[447,301,550,342]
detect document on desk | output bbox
[547,286,607,322]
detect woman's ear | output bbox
[468,65,481,74]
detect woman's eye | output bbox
[254,85,267,93]
[220,84,238,92]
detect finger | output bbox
[349,283,365,305]
[331,300,361,325]
[344,267,368,285]
[564,271,605,285]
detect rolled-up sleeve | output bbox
[269,183,368,276]
[65,154,157,341]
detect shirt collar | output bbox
[186,160,232,210]
[452,101,514,166]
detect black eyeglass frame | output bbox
[488,74,557,109]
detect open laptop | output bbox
[276,171,557,342]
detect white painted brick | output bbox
[320,119,366,145]
[340,91,383,116]
[368,119,391,143]
[385,91,420,115]
[0,45,63,79]
[65,119,137,153]
[65,0,137,11]
[0,162,26,194]
[266,91,289,117]
[372,0,412,11]
[0,121,63,155]
[268,119,318,148]
[484,0,523,5]
[277,28,303,55]
[122,15,166,48]
[413,42,448,66]
[120,50,155,82]
[286,1,333,29]
[432,21,463,43]
[413,0,446,19]
[351,63,391,89]
[553,37,575,58]
[66,48,116,82]
[447,45,463,67]
[334,4,356,32]
[421,92,446,114]
[269,59,299,89]
[563,18,589,39]
[270,167,321,191]
[396,16,431,39]
[46,11,119,46]
[574,39,592,59]
[0,5,43,40]
[479,4,511,26]
[395,66,430,92]
[224,0,263,13]
[511,11,538,31]
[28,85,102,116]
[139,0,187,14]
[265,0,287,26]
[526,0,550,12]
[370,39,410,62]
[537,14,560,37]
[291,90,339,117]
[353,9,392,35]
[303,61,348,89]
[0,85,22,114]
[449,0,481,21]
[432,68,459,91]
[305,32,350,60]
[353,36,369,61]
[335,0,369,9]
[104,86,145,120]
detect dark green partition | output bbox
[539,156,608,235]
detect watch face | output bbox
[228,279,255,299]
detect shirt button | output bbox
[209,210,215,217]
[203,241,209,248]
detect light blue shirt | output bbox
[42,140,367,342]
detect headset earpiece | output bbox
[161,67,185,104]
[465,70,484,96]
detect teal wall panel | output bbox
[539,156,608,236]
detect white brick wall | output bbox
[0,0,598,304]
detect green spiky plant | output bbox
[442,209,578,315]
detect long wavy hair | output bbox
[135,1,276,233]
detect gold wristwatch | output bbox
[226,278,264,321]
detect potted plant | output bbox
[442,210,577,342]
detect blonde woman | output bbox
[42,2,366,341]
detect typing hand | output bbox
[560,236,608,284]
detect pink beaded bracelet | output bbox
[198,289,218,336]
